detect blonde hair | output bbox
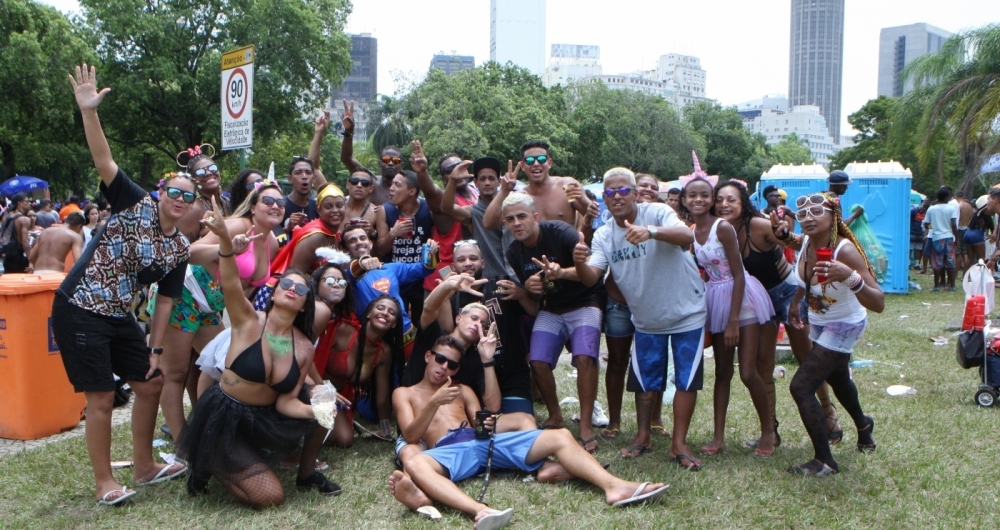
[501,193,534,211]
[603,167,636,186]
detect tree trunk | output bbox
[957,143,982,196]
[936,147,945,186]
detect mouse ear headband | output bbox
[175,144,216,168]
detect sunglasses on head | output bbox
[523,155,548,166]
[244,179,264,190]
[164,187,196,204]
[432,352,460,370]
[278,277,310,296]
[795,194,827,209]
[794,205,832,222]
[454,239,479,249]
[259,196,286,208]
[603,186,633,199]
[193,164,219,178]
[348,177,372,187]
[381,155,402,165]
[323,276,348,289]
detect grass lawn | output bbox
[1,272,997,529]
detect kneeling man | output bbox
[389,335,668,529]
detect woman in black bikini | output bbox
[178,202,339,507]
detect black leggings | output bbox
[789,343,871,467]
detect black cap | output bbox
[762,184,778,196]
[827,170,851,184]
[472,157,502,177]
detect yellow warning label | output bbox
[222,45,255,69]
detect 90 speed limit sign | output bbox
[221,46,254,150]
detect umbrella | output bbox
[0,176,49,196]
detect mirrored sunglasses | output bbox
[164,187,196,204]
[603,186,633,199]
[193,164,219,178]
[523,155,548,166]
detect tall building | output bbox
[330,33,377,142]
[430,54,475,75]
[788,0,844,141]
[542,44,602,87]
[490,0,546,75]
[877,23,952,97]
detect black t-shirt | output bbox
[402,322,485,402]
[59,168,189,318]
[283,196,318,223]
[455,286,532,401]
[506,221,605,312]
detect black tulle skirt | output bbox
[177,383,317,495]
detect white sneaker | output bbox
[591,401,610,427]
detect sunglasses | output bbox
[603,186,634,199]
[323,276,348,289]
[278,277,310,296]
[523,155,548,166]
[795,194,827,209]
[454,239,479,249]
[795,205,832,222]
[381,155,402,165]
[432,352,460,370]
[164,187,196,204]
[193,164,219,178]
[259,196,286,208]
[348,177,372,187]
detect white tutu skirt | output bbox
[195,328,231,382]
[705,272,775,334]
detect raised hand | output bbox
[770,210,789,239]
[477,322,498,362]
[410,140,428,174]
[564,181,584,202]
[623,219,652,245]
[341,99,355,135]
[69,63,111,111]
[500,160,521,193]
[315,109,331,135]
[201,197,230,238]
[573,231,590,264]
[232,227,265,255]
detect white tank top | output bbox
[796,236,867,325]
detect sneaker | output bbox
[296,471,342,496]
[591,401,610,427]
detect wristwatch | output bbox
[647,226,658,239]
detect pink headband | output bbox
[678,151,718,188]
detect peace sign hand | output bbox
[501,160,521,193]
[315,109,331,135]
[69,63,111,111]
[200,197,230,238]
[341,99,355,135]
[410,140,428,174]
[770,210,789,239]
[477,321,498,363]
[232,227,265,255]
[531,255,563,280]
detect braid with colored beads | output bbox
[821,192,875,278]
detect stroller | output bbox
[978,337,1000,407]
[957,262,999,407]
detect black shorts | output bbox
[52,294,160,392]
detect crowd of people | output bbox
[0,63,893,527]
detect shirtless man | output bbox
[955,191,974,270]
[339,100,400,206]
[343,168,389,240]
[29,211,85,273]
[388,336,668,529]
[483,140,591,230]
[1,192,33,273]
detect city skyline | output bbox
[38,0,998,136]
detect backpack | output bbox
[0,212,23,257]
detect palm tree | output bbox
[365,95,411,155]
[901,23,1000,193]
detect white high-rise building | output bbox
[490,0,546,76]
[740,96,838,166]
[656,53,708,107]
[542,44,602,88]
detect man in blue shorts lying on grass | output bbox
[388,335,669,530]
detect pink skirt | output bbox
[704,272,775,334]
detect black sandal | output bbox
[825,405,843,444]
[296,471,342,496]
[856,417,876,453]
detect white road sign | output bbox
[221,46,254,150]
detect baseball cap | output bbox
[472,157,502,177]
[827,170,851,184]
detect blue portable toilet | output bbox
[753,161,912,294]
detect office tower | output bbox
[330,33,377,141]
[788,0,844,141]
[877,23,953,97]
[429,54,476,75]
[490,0,546,75]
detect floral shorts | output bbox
[149,265,225,334]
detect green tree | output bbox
[565,82,702,181]
[771,132,814,165]
[402,62,576,176]
[683,100,775,186]
[365,95,411,156]
[78,0,353,187]
[0,0,96,194]
[901,23,1000,194]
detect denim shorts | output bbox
[603,301,635,338]
[766,278,799,325]
[809,319,867,354]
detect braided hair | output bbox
[353,295,405,402]
[814,192,876,278]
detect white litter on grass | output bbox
[417,506,442,520]
[559,397,579,406]
[522,476,535,483]
[940,303,952,306]
[886,385,916,396]
[568,369,578,379]
[773,366,787,379]
[922,302,932,307]
[152,439,169,448]
[932,336,949,346]
[159,452,177,465]
[899,315,909,319]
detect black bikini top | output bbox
[227,317,300,394]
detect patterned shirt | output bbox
[59,169,189,318]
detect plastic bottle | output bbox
[849,359,874,368]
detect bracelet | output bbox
[149,347,164,355]
[343,132,353,137]
[218,249,235,258]
[846,270,864,292]
[483,360,496,368]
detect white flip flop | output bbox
[416,506,442,520]
[136,463,187,486]
[612,482,670,507]
[475,508,514,530]
[97,487,137,506]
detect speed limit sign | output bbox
[221,46,254,150]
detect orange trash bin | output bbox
[0,273,86,440]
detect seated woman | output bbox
[177,204,340,507]
[313,294,406,446]
[787,192,884,476]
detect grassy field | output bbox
[1,272,998,529]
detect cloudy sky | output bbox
[39,0,998,134]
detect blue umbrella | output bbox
[0,175,49,196]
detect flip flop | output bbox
[650,425,669,437]
[135,462,187,486]
[475,508,514,530]
[97,487,137,506]
[699,445,724,456]
[671,454,701,471]
[577,435,599,454]
[786,460,838,477]
[600,428,620,440]
[416,506,442,520]
[612,482,670,507]
[619,445,653,459]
